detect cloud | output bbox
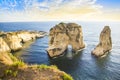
[0,0,120,22]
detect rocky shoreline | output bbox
[0,22,113,80]
[0,30,73,80]
[0,30,47,53]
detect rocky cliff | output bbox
[47,22,85,57]
[92,26,112,57]
[0,30,47,52]
[0,30,73,80]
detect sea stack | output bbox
[47,22,85,57]
[92,26,112,57]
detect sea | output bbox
[0,21,120,80]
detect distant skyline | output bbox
[0,0,120,22]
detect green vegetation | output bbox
[36,64,73,80]
[36,64,58,69]
[37,64,73,80]
[0,52,74,80]
[12,60,26,68]
[62,73,73,80]
[9,53,18,62]
[5,69,18,77]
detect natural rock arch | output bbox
[47,22,85,57]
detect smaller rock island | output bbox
[47,22,85,57]
[92,26,112,57]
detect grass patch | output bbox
[5,69,18,77]
[62,73,73,80]
[36,64,73,80]
[36,64,58,69]
[1,52,74,80]
[12,60,26,68]
[9,53,18,62]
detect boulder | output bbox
[47,22,85,57]
[92,26,112,57]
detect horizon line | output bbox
[0,20,120,23]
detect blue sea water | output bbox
[0,21,120,80]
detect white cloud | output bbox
[0,0,120,22]
[19,0,101,12]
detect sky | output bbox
[0,0,120,22]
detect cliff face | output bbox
[0,30,47,65]
[0,37,11,53]
[3,33,22,51]
[47,22,85,57]
[92,26,112,57]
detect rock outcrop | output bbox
[0,30,47,52]
[47,22,85,57]
[92,26,112,57]
[17,31,47,43]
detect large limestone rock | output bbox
[92,26,112,57]
[47,22,85,57]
